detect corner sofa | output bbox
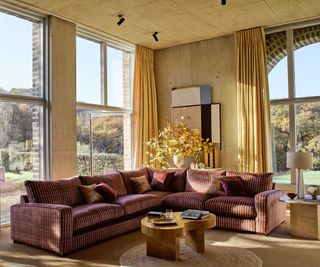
[11,167,286,255]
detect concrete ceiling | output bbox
[9,0,320,49]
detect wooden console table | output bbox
[280,196,320,240]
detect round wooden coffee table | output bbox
[141,211,216,260]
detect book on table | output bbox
[181,209,210,220]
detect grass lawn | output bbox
[273,170,320,185]
[5,171,33,183]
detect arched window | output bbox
[267,24,320,185]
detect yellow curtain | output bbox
[132,45,158,168]
[235,27,272,173]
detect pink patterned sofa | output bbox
[11,167,286,255]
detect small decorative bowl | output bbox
[287,193,297,199]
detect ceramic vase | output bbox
[173,155,185,168]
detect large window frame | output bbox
[0,4,48,225]
[266,19,320,184]
[76,28,135,175]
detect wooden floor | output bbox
[0,213,320,267]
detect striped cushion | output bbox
[205,196,256,219]
[79,173,127,196]
[112,194,161,215]
[24,177,84,206]
[72,203,124,231]
[119,168,148,194]
[162,192,212,210]
[147,168,187,192]
[226,171,273,196]
[185,169,226,193]
[144,191,173,199]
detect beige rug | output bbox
[120,240,263,267]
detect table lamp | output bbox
[287,151,313,199]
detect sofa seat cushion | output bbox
[25,176,84,206]
[79,173,127,196]
[112,194,161,215]
[204,196,256,219]
[145,191,173,199]
[162,192,212,210]
[72,203,125,231]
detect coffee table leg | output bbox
[185,229,205,253]
[146,236,180,260]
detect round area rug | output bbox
[119,240,262,267]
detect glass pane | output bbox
[0,102,42,224]
[271,104,290,183]
[266,31,288,100]
[0,11,42,98]
[107,46,132,108]
[76,109,132,175]
[296,102,320,185]
[294,43,320,98]
[76,37,102,105]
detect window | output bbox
[0,9,46,224]
[76,32,134,175]
[266,23,320,184]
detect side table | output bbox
[280,195,320,240]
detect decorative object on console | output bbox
[145,122,204,168]
[173,154,185,168]
[305,185,320,199]
[287,151,313,199]
[287,193,297,200]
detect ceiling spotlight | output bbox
[117,15,125,26]
[221,0,226,5]
[152,32,159,42]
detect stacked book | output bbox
[181,209,210,220]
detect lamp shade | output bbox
[287,151,313,169]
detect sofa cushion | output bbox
[162,192,212,210]
[96,183,118,201]
[130,175,152,193]
[119,168,149,194]
[204,196,256,219]
[147,168,187,192]
[112,194,161,215]
[24,177,84,206]
[226,171,273,196]
[145,191,173,199]
[79,184,104,204]
[185,169,226,193]
[150,170,175,191]
[79,173,127,196]
[220,176,247,196]
[72,203,124,231]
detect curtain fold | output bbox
[132,45,158,168]
[235,27,272,173]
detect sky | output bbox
[0,11,319,103]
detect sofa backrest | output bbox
[226,170,273,196]
[24,176,84,206]
[147,168,187,192]
[79,172,127,196]
[185,169,226,193]
[118,168,149,194]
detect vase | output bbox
[173,155,185,168]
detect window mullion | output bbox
[103,42,108,106]
[287,29,297,184]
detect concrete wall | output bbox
[154,35,238,170]
[49,16,77,179]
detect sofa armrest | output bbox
[255,190,286,235]
[11,203,73,255]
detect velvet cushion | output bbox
[119,168,149,194]
[96,183,118,201]
[205,174,224,194]
[220,177,247,196]
[150,171,175,191]
[130,175,151,194]
[79,184,104,204]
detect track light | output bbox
[221,0,226,5]
[117,15,125,26]
[152,32,159,42]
